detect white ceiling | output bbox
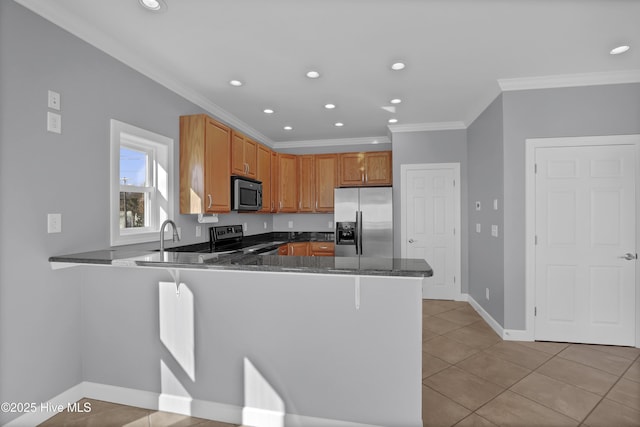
[14,0,640,147]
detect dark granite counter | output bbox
[49,248,432,277]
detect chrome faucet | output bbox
[160,219,180,253]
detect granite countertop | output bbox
[49,232,433,278]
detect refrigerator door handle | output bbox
[357,210,363,255]
[354,212,360,255]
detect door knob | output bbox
[408,239,415,243]
[619,253,637,260]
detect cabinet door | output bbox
[270,151,279,213]
[298,155,315,212]
[204,118,231,212]
[278,154,298,212]
[364,151,392,185]
[256,144,271,212]
[231,131,246,176]
[339,152,364,186]
[289,242,309,256]
[315,154,337,212]
[244,137,257,178]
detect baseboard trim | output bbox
[465,295,533,342]
[6,382,382,427]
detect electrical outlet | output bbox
[288,221,293,229]
[328,221,333,229]
[47,112,61,134]
[243,223,248,232]
[476,223,481,233]
[48,90,60,110]
[486,288,490,300]
[263,221,267,230]
[47,213,62,233]
[195,225,202,237]
[491,225,498,237]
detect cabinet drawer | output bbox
[309,241,335,256]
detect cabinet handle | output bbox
[207,194,213,209]
[315,200,318,211]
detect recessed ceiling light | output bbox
[390,98,402,104]
[334,122,344,127]
[283,126,293,131]
[138,0,167,11]
[391,62,406,71]
[263,109,274,114]
[388,118,398,124]
[324,104,336,109]
[610,45,630,55]
[306,71,321,79]
[229,80,243,87]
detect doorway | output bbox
[401,163,461,300]
[526,135,639,347]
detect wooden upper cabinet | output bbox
[277,153,298,212]
[298,155,315,212]
[364,151,392,185]
[314,154,337,212]
[256,144,271,213]
[339,152,365,186]
[339,151,392,187]
[231,130,257,178]
[180,114,231,214]
[270,150,279,213]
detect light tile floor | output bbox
[38,300,640,426]
[422,299,640,427]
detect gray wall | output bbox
[391,129,469,293]
[501,83,640,329]
[467,95,504,324]
[0,1,210,422]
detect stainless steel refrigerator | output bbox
[334,187,393,257]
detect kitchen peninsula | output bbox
[48,241,431,427]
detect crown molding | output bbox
[387,122,467,133]
[273,136,390,150]
[498,69,640,92]
[14,0,274,147]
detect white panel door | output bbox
[535,145,636,345]
[404,165,459,299]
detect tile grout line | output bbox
[577,351,640,424]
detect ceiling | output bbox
[14,0,640,147]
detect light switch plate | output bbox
[476,223,481,233]
[47,213,62,233]
[47,112,62,134]
[493,199,499,210]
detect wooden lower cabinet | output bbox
[309,241,335,256]
[278,242,335,256]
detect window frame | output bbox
[110,119,174,246]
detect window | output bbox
[110,119,174,246]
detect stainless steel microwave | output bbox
[231,176,262,211]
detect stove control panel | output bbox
[210,224,243,243]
